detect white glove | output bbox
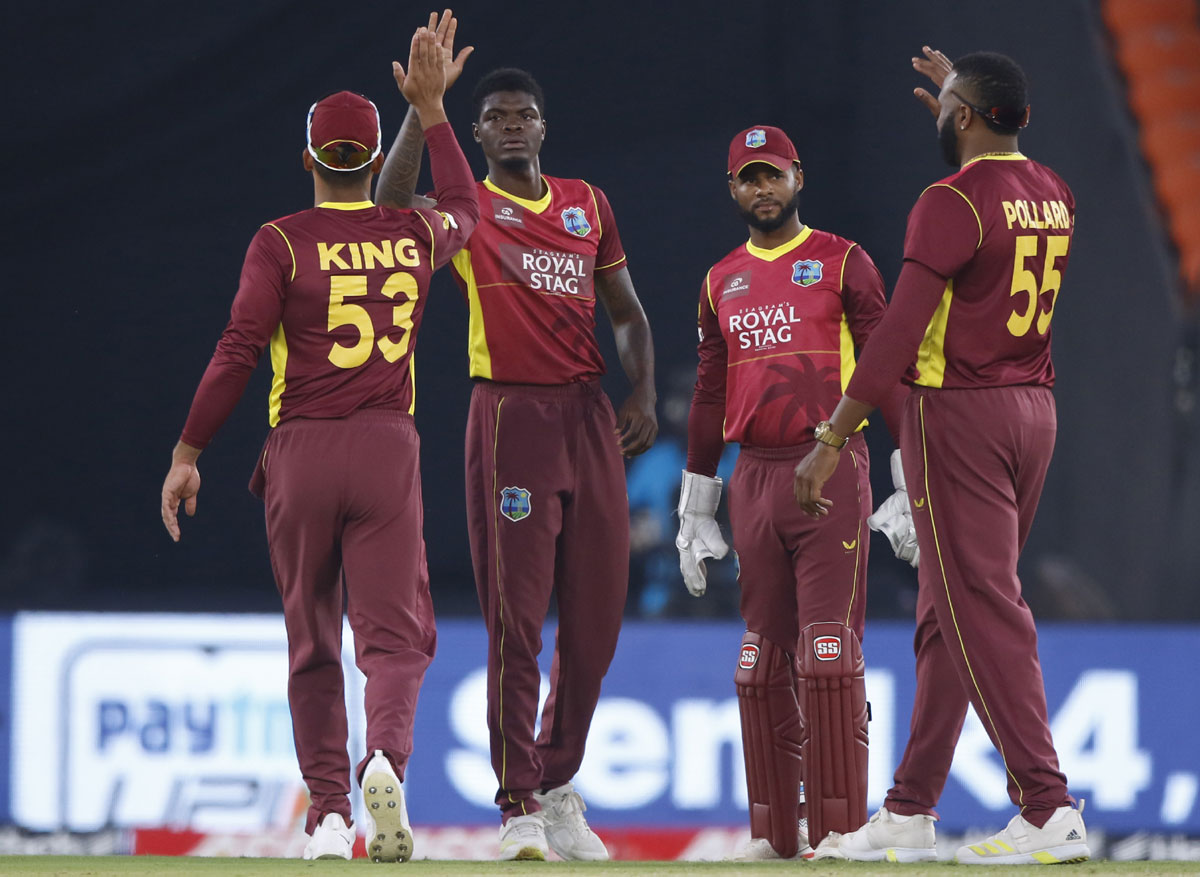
[675,470,730,596]
[867,450,920,568]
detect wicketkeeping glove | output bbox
[676,470,729,596]
[867,450,920,567]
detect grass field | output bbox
[1,859,1198,876]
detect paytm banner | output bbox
[8,614,1199,834]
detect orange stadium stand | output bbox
[1104,0,1200,299]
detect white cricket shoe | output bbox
[498,813,550,861]
[361,750,414,862]
[532,782,609,861]
[955,803,1089,865]
[302,812,355,860]
[817,806,938,862]
[733,818,814,860]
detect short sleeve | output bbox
[589,184,628,275]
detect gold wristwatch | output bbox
[813,420,848,450]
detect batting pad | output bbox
[797,622,868,849]
[734,630,803,858]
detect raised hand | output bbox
[393,27,447,116]
[912,45,953,117]
[427,8,474,89]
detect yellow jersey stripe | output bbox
[745,225,815,262]
[964,152,1027,165]
[453,249,493,379]
[704,269,716,316]
[914,280,954,388]
[316,200,374,210]
[414,211,436,270]
[267,323,288,426]
[597,256,627,271]
[408,353,416,416]
[919,396,1025,810]
[582,180,604,238]
[263,223,296,283]
[484,176,552,213]
[923,184,983,250]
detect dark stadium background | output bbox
[5,0,1197,621]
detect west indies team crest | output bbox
[792,259,824,287]
[746,128,767,148]
[500,486,532,522]
[561,206,592,237]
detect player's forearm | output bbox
[423,122,480,259]
[172,440,202,465]
[686,396,726,478]
[377,105,427,209]
[179,357,257,449]
[612,314,656,401]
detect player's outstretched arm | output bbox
[596,268,658,457]
[912,45,952,116]
[161,441,202,542]
[378,9,474,209]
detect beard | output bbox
[738,188,802,232]
[938,115,961,167]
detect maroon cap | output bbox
[727,125,800,176]
[306,91,382,171]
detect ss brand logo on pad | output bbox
[813,636,842,661]
[739,644,760,670]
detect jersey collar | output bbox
[484,176,552,214]
[962,152,1027,167]
[317,200,375,210]
[745,225,814,262]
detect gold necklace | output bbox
[967,150,1022,162]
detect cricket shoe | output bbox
[361,750,414,862]
[815,806,938,862]
[499,813,550,861]
[532,782,609,860]
[733,818,815,860]
[955,802,1089,865]
[302,812,355,860]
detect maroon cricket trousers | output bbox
[886,385,1071,826]
[731,435,871,650]
[465,380,629,819]
[256,409,436,834]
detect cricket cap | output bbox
[306,91,382,172]
[728,125,800,176]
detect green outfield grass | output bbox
[0,858,1198,876]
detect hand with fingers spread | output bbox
[392,26,448,124]
[912,45,953,116]
[425,8,474,90]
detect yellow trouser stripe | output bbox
[491,397,522,810]
[918,397,1025,807]
[844,448,864,628]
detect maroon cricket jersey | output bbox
[693,227,888,452]
[848,154,1074,403]
[448,175,628,384]
[180,123,478,448]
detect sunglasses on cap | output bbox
[305,100,382,171]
